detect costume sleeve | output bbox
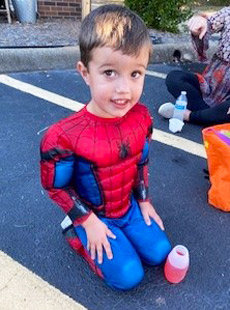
[133,110,153,202]
[40,125,92,226]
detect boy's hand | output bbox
[81,213,116,264]
[187,16,208,39]
[139,201,164,230]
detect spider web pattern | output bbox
[40,103,152,222]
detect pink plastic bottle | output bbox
[164,245,189,284]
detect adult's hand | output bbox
[187,15,208,39]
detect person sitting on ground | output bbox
[158,7,230,126]
[40,4,171,291]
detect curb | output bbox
[0,42,218,74]
[0,46,80,74]
[151,42,217,63]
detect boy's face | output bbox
[77,46,149,118]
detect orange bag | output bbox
[202,124,230,212]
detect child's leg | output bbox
[166,70,209,111]
[123,198,171,265]
[74,223,144,290]
[189,100,230,125]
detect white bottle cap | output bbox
[168,245,189,269]
[181,91,187,95]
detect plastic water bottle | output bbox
[164,245,189,284]
[169,91,187,133]
[173,91,188,121]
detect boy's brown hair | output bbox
[79,4,153,68]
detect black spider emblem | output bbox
[118,140,131,159]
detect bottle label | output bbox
[175,104,185,110]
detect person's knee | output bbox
[146,238,172,266]
[165,70,183,90]
[107,258,144,291]
[154,239,172,265]
[166,70,176,87]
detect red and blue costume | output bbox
[40,103,171,290]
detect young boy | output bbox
[40,4,171,290]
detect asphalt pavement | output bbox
[0,15,228,310]
[1,62,230,310]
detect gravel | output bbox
[0,15,219,48]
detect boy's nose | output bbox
[115,77,130,94]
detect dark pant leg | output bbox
[190,100,230,125]
[166,70,209,111]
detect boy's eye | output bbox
[104,70,115,77]
[131,71,141,78]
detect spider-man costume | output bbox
[40,103,171,290]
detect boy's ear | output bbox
[77,61,89,85]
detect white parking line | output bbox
[146,70,167,79]
[0,74,84,111]
[0,73,206,159]
[0,250,87,310]
[153,129,206,158]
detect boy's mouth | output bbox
[112,99,129,108]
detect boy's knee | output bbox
[146,238,172,266]
[153,239,172,265]
[107,258,144,291]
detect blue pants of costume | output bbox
[75,197,171,290]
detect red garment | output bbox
[40,103,152,225]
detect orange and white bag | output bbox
[202,124,230,212]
